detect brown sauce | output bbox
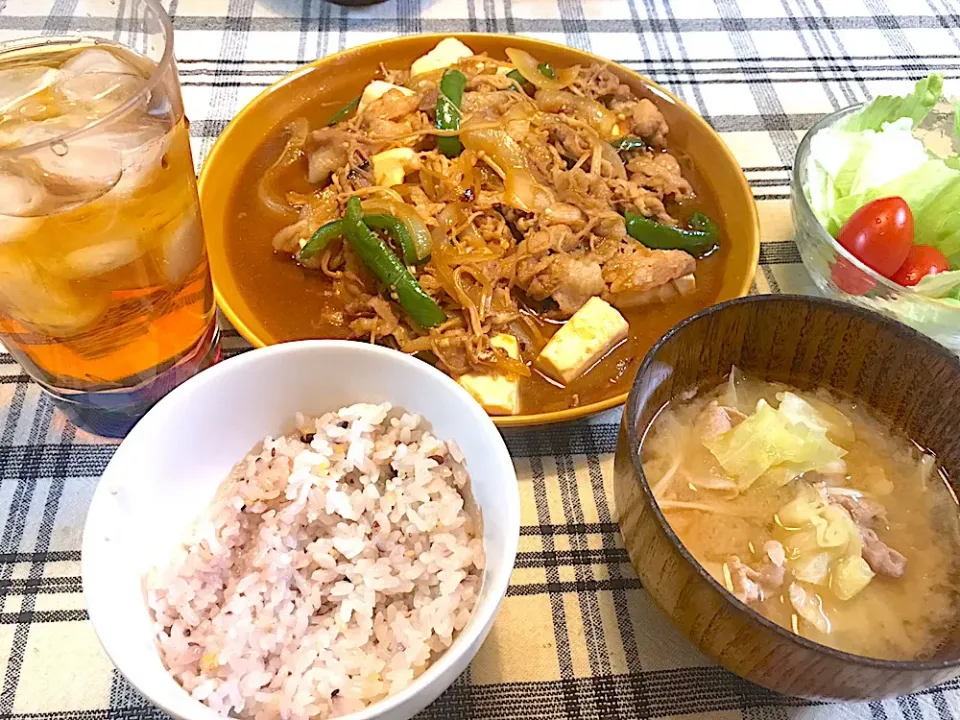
[224,84,729,414]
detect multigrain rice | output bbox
[146,403,484,719]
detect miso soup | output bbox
[642,370,960,660]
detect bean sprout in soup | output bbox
[641,369,960,660]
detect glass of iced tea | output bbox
[0,0,219,437]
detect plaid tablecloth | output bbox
[2,1,960,718]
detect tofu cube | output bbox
[536,297,629,385]
[371,148,420,187]
[357,80,415,115]
[458,334,521,415]
[673,273,697,296]
[411,38,474,77]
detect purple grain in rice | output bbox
[146,403,485,719]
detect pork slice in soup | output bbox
[642,370,960,661]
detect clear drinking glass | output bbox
[0,0,219,437]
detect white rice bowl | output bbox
[146,402,484,720]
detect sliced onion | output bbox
[458,149,478,196]
[599,141,627,179]
[367,185,406,205]
[257,118,309,220]
[535,89,619,139]
[501,103,533,143]
[430,225,447,248]
[360,197,432,261]
[436,203,464,238]
[505,48,577,91]
[460,127,553,212]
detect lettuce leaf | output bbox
[704,399,847,490]
[806,120,939,234]
[844,74,943,131]
[913,269,960,298]
[911,175,960,268]
[826,158,960,236]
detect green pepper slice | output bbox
[436,69,467,158]
[343,197,446,328]
[299,219,343,261]
[688,211,720,239]
[537,62,557,79]
[327,96,360,126]
[611,136,648,153]
[362,214,427,265]
[624,210,720,258]
[506,69,525,85]
[300,213,431,265]
[506,65,554,90]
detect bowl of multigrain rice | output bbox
[81,340,519,720]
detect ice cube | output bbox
[0,250,108,336]
[55,48,143,119]
[0,120,124,214]
[55,71,143,117]
[0,215,40,246]
[109,120,170,193]
[54,238,146,280]
[32,135,122,196]
[29,118,170,209]
[159,210,204,284]
[61,48,138,77]
[0,171,47,217]
[0,120,27,148]
[0,66,58,114]
[0,116,85,149]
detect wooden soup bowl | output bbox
[614,294,960,700]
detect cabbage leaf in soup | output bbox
[704,394,847,489]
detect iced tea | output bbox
[0,36,218,436]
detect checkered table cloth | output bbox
[2,0,960,718]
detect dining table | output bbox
[1,0,958,718]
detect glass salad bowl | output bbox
[792,104,960,355]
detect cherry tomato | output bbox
[831,257,876,295]
[836,197,914,278]
[890,245,950,287]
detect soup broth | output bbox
[642,371,960,660]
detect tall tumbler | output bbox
[0,0,220,437]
